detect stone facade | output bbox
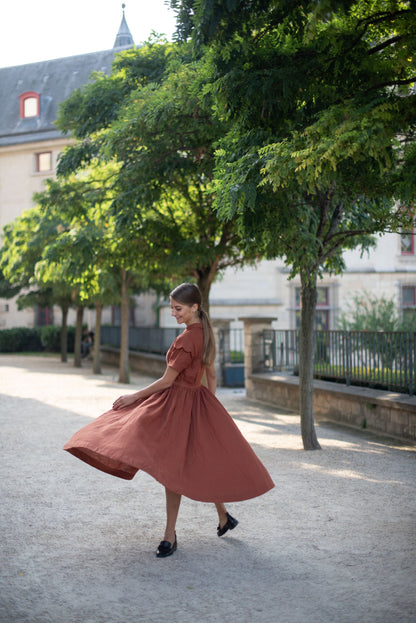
[0,12,135,329]
[158,231,416,330]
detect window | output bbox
[400,229,414,255]
[24,97,38,117]
[295,286,330,330]
[35,152,52,173]
[111,306,136,326]
[35,306,53,326]
[19,91,40,118]
[402,285,416,321]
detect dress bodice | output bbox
[166,322,205,387]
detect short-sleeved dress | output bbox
[63,322,274,503]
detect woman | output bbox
[64,283,274,558]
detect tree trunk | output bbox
[118,270,130,384]
[197,264,218,315]
[92,301,102,375]
[299,273,321,450]
[73,306,84,368]
[60,304,69,363]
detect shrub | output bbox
[0,327,43,352]
[0,325,76,353]
[39,325,76,353]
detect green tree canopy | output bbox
[170,0,416,448]
[56,38,259,310]
[0,204,75,360]
[33,164,163,381]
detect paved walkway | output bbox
[1,354,415,623]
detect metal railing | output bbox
[219,328,245,364]
[263,329,415,395]
[101,326,182,355]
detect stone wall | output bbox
[100,346,167,378]
[249,371,416,442]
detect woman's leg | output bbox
[163,487,181,544]
[215,502,239,536]
[215,502,228,529]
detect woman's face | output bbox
[170,297,198,326]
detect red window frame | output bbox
[35,152,53,172]
[19,91,40,118]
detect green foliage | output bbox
[0,205,74,313]
[0,328,42,352]
[183,0,416,278]
[313,363,413,393]
[0,269,20,299]
[38,325,76,353]
[0,326,76,353]
[336,291,415,332]
[171,0,416,447]
[54,40,259,309]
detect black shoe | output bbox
[156,534,177,558]
[217,512,239,537]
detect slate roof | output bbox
[0,49,122,147]
[114,9,135,48]
[0,4,135,148]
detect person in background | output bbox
[81,329,94,359]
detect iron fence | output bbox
[263,329,415,395]
[219,328,245,387]
[101,326,182,355]
[218,328,245,364]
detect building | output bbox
[158,231,416,331]
[0,7,155,328]
[0,8,415,332]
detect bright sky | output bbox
[0,0,178,68]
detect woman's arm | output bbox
[112,366,179,410]
[205,363,217,394]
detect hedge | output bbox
[38,325,75,353]
[0,326,75,353]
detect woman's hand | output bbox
[112,393,139,410]
[112,366,179,411]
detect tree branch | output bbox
[368,34,407,55]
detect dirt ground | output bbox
[0,354,415,623]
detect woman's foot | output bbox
[156,532,177,558]
[217,512,239,537]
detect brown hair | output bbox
[170,283,216,366]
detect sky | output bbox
[0,0,178,68]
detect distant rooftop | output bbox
[0,5,135,147]
[114,3,135,48]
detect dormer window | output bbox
[19,91,40,118]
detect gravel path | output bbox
[1,354,415,623]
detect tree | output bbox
[56,38,259,312]
[337,291,416,332]
[335,291,416,372]
[0,269,20,300]
[171,0,416,449]
[0,206,74,362]
[34,167,167,383]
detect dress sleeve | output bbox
[167,331,195,373]
[167,345,193,373]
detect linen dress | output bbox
[63,322,274,503]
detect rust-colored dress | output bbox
[63,323,274,502]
